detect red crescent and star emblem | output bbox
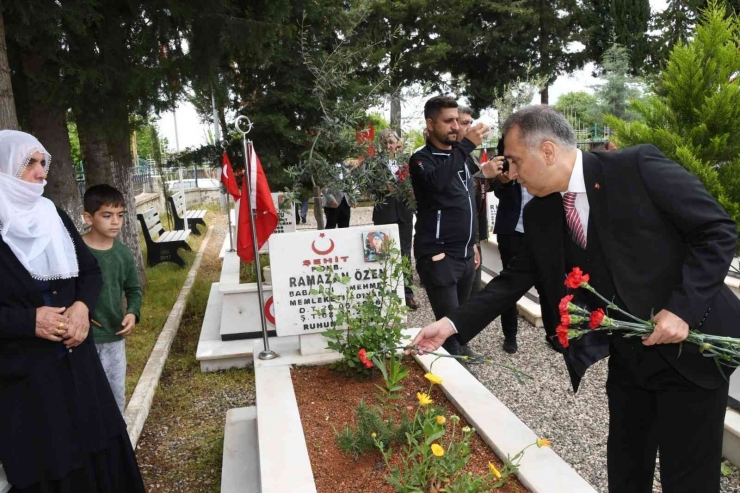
[311,232,335,255]
[264,296,275,325]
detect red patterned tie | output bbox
[563,192,587,249]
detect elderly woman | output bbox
[0,130,145,492]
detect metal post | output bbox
[222,140,235,253]
[236,115,277,360]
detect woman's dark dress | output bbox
[0,209,145,492]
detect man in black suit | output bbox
[373,129,418,310]
[409,105,740,493]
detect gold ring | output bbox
[58,322,65,330]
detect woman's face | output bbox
[372,236,383,250]
[20,152,47,183]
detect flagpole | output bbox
[221,140,235,252]
[236,115,277,361]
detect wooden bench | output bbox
[137,208,191,268]
[168,191,207,235]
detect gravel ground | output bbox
[304,207,740,492]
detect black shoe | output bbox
[301,217,307,224]
[405,297,418,311]
[503,335,518,354]
[460,345,483,359]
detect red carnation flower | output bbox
[556,324,570,348]
[358,348,373,368]
[561,313,573,326]
[559,294,574,316]
[589,309,606,329]
[565,267,590,289]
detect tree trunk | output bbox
[107,106,146,287]
[390,90,401,134]
[77,110,113,186]
[0,10,18,130]
[21,51,83,231]
[218,105,228,142]
[313,186,325,230]
[540,85,549,105]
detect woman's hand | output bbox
[63,301,90,348]
[35,307,69,342]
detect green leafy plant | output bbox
[317,239,410,378]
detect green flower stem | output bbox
[582,283,653,325]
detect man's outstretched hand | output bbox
[405,318,457,355]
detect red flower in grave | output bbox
[561,313,573,327]
[559,294,574,316]
[556,324,570,348]
[565,267,590,289]
[358,348,373,368]
[395,164,410,182]
[589,309,606,329]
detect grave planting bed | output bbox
[292,360,528,493]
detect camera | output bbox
[497,137,509,174]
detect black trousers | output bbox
[374,219,414,299]
[606,347,728,493]
[497,232,525,338]
[324,197,351,229]
[416,254,476,355]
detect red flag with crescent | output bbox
[220,152,241,201]
[237,143,278,263]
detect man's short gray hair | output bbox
[458,105,473,117]
[502,105,577,150]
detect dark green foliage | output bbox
[605,2,740,239]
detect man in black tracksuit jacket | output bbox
[409,96,499,355]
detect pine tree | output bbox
[611,0,651,74]
[605,2,740,235]
[594,42,642,120]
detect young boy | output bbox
[82,184,143,414]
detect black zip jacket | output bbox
[409,138,478,259]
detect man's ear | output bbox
[425,118,434,132]
[82,212,93,226]
[541,141,557,166]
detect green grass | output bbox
[135,219,256,492]
[125,211,208,402]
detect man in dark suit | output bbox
[408,105,740,493]
[373,129,418,310]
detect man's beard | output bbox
[434,130,458,145]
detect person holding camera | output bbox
[489,136,534,354]
[409,96,503,356]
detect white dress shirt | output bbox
[560,149,590,243]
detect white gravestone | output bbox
[269,224,404,338]
[486,190,499,236]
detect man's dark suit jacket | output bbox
[448,144,740,391]
[491,180,522,235]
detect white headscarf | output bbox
[0,130,79,280]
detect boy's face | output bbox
[84,204,126,238]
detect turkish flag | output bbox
[220,152,241,201]
[237,143,278,263]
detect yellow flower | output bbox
[462,426,471,433]
[431,444,445,457]
[537,438,551,448]
[450,415,460,423]
[371,432,377,438]
[425,373,443,385]
[417,392,433,406]
[488,462,502,479]
[435,415,446,425]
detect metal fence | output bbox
[75,170,153,198]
